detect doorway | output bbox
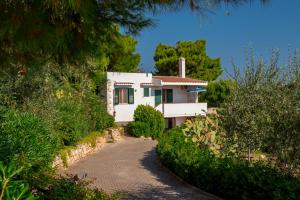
[165,118,175,129]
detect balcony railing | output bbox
[157,103,207,118]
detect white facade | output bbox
[106,71,208,127]
[107,72,155,122]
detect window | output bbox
[144,88,150,97]
[162,89,173,103]
[154,89,162,106]
[114,88,134,105]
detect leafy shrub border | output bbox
[157,128,300,200]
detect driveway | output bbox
[66,136,219,200]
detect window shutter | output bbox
[128,88,134,104]
[114,88,119,105]
[167,89,173,103]
[144,88,149,97]
[155,89,162,106]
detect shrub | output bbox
[199,79,236,107]
[126,121,151,137]
[157,128,300,200]
[182,114,225,156]
[0,107,60,169]
[0,162,36,200]
[84,92,115,131]
[40,175,119,200]
[54,97,92,146]
[131,105,165,139]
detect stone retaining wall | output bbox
[53,127,124,169]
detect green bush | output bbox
[0,107,59,169]
[199,79,236,107]
[84,92,115,131]
[130,105,164,139]
[182,114,225,156]
[40,175,119,200]
[54,98,92,146]
[25,90,115,147]
[126,121,151,137]
[0,162,36,200]
[157,128,300,200]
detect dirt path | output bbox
[66,136,219,200]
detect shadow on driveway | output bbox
[122,146,218,200]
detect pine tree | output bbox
[0,0,269,74]
[154,40,222,81]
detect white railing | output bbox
[113,102,207,123]
[159,103,207,118]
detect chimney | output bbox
[179,57,185,78]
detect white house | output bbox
[106,57,208,128]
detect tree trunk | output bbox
[248,145,251,162]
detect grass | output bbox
[79,131,105,148]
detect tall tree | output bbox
[0,0,269,74]
[154,40,222,81]
[0,0,150,72]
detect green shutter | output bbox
[114,88,119,105]
[155,89,162,106]
[128,88,134,104]
[167,89,173,103]
[144,88,149,97]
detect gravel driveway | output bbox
[66,136,219,200]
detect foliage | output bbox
[130,105,165,139]
[84,91,115,132]
[154,40,222,81]
[199,79,236,107]
[104,34,141,72]
[0,162,36,200]
[182,115,225,156]
[0,0,156,72]
[0,107,60,169]
[79,131,105,148]
[126,121,151,138]
[58,131,105,167]
[220,50,300,166]
[157,128,300,200]
[39,175,119,200]
[0,0,269,78]
[54,97,92,146]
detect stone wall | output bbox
[53,127,124,169]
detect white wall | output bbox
[162,86,196,103]
[162,103,207,118]
[107,72,207,123]
[107,72,155,122]
[175,117,187,126]
[173,87,188,103]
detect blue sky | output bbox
[135,0,300,78]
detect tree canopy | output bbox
[199,79,236,107]
[154,40,222,81]
[0,0,269,72]
[0,0,151,72]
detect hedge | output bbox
[157,128,300,200]
[127,105,164,139]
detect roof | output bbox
[153,76,207,86]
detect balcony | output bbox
[157,103,207,118]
